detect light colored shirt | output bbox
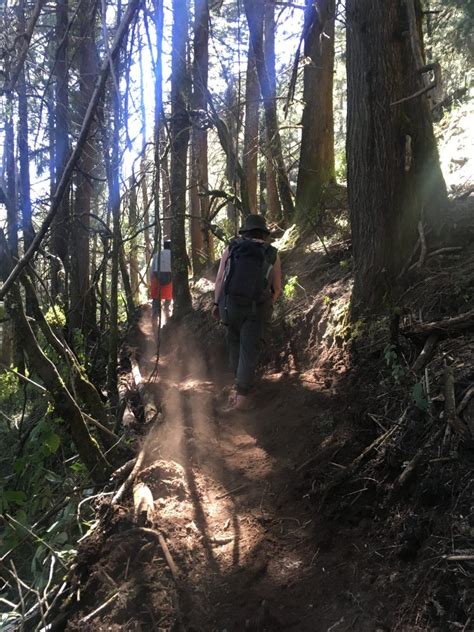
[152,250,171,273]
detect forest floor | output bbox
[65,194,474,632]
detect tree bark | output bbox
[190,0,212,275]
[243,42,259,215]
[70,1,97,338]
[128,177,140,300]
[346,0,447,314]
[243,0,294,222]
[263,0,281,222]
[170,0,192,317]
[51,0,70,301]
[296,0,335,219]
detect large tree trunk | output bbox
[190,0,212,275]
[17,0,34,251]
[70,3,97,338]
[346,0,447,314]
[170,0,192,317]
[243,42,259,215]
[243,0,294,222]
[153,0,165,246]
[296,0,335,219]
[263,0,281,223]
[51,0,70,301]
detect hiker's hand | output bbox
[212,305,220,321]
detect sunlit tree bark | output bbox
[346,0,448,314]
[263,0,281,222]
[51,0,70,301]
[296,0,335,219]
[243,0,294,222]
[70,2,98,337]
[170,0,192,317]
[243,41,259,215]
[190,0,212,275]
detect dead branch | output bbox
[320,411,407,504]
[111,446,146,505]
[131,354,159,424]
[395,426,444,488]
[444,364,469,437]
[402,309,474,340]
[110,457,136,482]
[457,386,474,416]
[411,334,439,373]
[115,528,180,582]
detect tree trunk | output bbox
[346,0,447,314]
[51,0,70,301]
[153,0,164,246]
[128,177,140,300]
[170,0,192,317]
[190,0,211,275]
[224,77,239,223]
[263,0,281,222]
[17,0,34,251]
[243,42,259,215]
[296,0,335,220]
[70,2,97,339]
[243,0,294,222]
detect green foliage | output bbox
[283,275,299,301]
[44,304,66,329]
[384,343,404,384]
[335,148,347,182]
[0,369,18,404]
[411,382,429,412]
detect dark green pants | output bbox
[220,297,269,395]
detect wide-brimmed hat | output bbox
[238,214,270,235]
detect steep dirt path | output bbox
[126,308,392,632]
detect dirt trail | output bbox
[117,308,392,632]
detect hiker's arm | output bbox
[272,254,282,305]
[214,247,229,303]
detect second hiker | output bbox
[213,214,282,411]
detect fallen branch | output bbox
[320,411,407,505]
[444,364,469,438]
[80,592,119,624]
[131,354,159,424]
[395,425,444,488]
[443,554,474,562]
[402,309,474,341]
[215,484,247,500]
[411,334,439,373]
[456,385,474,416]
[114,528,180,582]
[111,447,146,505]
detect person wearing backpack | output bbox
[213,214,281,411]
[150,240,173,323]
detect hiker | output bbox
[213,214,281,411]
[150,240,173,323]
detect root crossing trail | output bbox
[122,308,384,632]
